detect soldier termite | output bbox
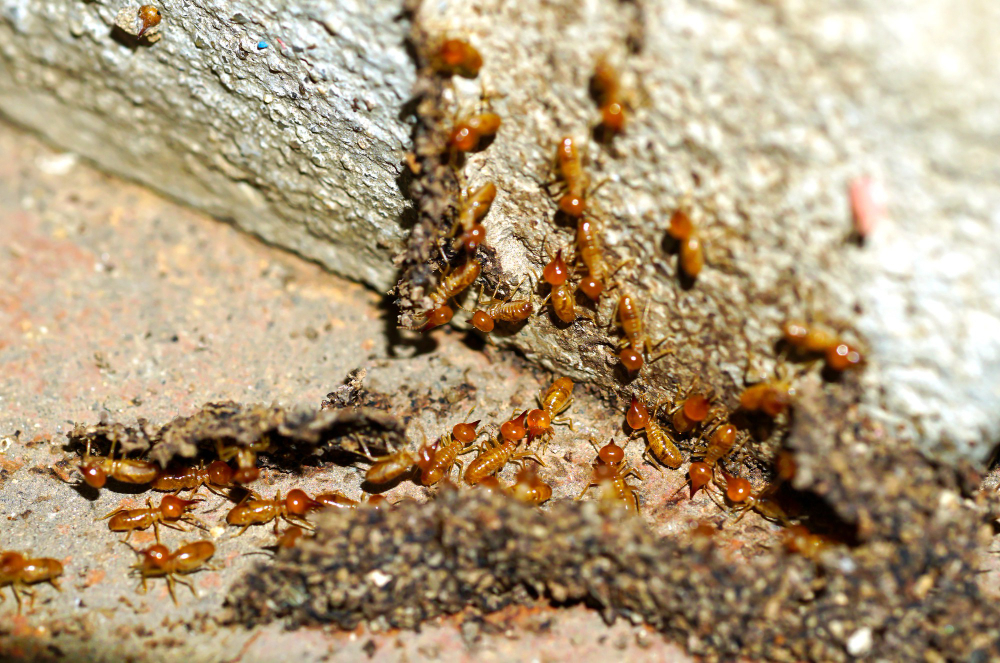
[126,540,215,605]
[136,5,162,39]
[151,460,235,496]
[576,439,643,514]
[226,489,321,536]
[464,412,545,485]
[0,551,63,613]
[429,38,482,78]
[669,420,743,499]
[625,396,683,470]
[77,439,159,489]
[99,495,206,543]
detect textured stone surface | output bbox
[1,0,999,465]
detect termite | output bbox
[665,381,716,434]
[576,439,643,514]
[718,474,788,524]
[527,376,575,449]
[215,439,272,484]
[127,540,215,604]
[99,495,206,543]
[510,466,552,505]
[401,259,482,332]
[625,396,682,470]
[465,278,534,333]
[538,249,583,324]
[136,5,162,39]
[464,411,545,485]
[783,524,832,560]
[667,208,704,279]
[782,320,865,371]
[78,439,159,489]
[365,448,417,485]
[670,420,743,498]
[475,475,508,497]
[314,491,359,509]
[591,59,628,137]
[610,291,672,372]
[575,217,627,300]
[548,137,596,218]
[453,182,496,253]
[415,418,483,485]
[151,460,235,496]
[448,110,502,153]
[226,489,320,536]
[0,551,63,613]
[429,38,482,78]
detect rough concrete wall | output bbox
[0,0,414,291]
[1,0,999,465]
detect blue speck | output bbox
[257,41,269,50]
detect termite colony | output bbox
[393,38,869,551]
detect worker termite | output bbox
[77,439,159,489]
[464,411,545,485]
[666,208,704,280]
[576,439,643,514]
[718,474,788,524]
[625,396,683,470]
[126,540,215,604]
[226,489,320,535]
[590,59,629,138]
[0,551,63,613]
[151,460,235,496]
[402,259,481,331]
[546,136,602,218]
[576,217,630,302]
[99,495,206,543]
[782,320,865,371]
[452,181,496,253]
[464,278,534,333]
[448,96,502,154]
[510,466,552,505]
[313,491,359,509]
[539,376,575,429]
[415,418,483,485]
[137,5,162,39]
[739,354,797,418]
[365,448,417,485]
[475,475,508,497]
[783,524,832,560]
[429,38,482,78]
[610,291,672,373]
[665,381,717,434]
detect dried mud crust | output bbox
[66,401,404,469]
[222,375,1000,663]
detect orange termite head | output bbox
[452,420,480,444]
[688,462,713,494]
[140,544,171,569]
[525,409,551,438]
[683,394,711,423]
[625,396,650,430]
[285,489,319,516]
[233,466,260,484]
[449,124,480,152]
[558,193,586,218]
[578,274,604,300]
[460,224,487,253]
[470,309,495,333]
[207,460,234,486]
[826,342,864,371]
[543,249,570,286]
[160,494,199,519]
[136,5,161,38]
[0,551,26,576]
[601,102,626,134]
[499,411,529,442]
[620,346,644,373]
[422,305,454,331]
[668,209,693,241]
[761,384,794,417]
[723,474,753,503]
[597,439,625,466]
[80,462,107,489]
[435,39,482,78]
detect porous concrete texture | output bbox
[0,0,414,291]
[2,0,998,465]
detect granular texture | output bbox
[67,401,404,468]
[229,436,1000,662]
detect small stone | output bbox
[846,627,873,657]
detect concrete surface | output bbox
[0,120,701,661]
[1,0,998,465]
